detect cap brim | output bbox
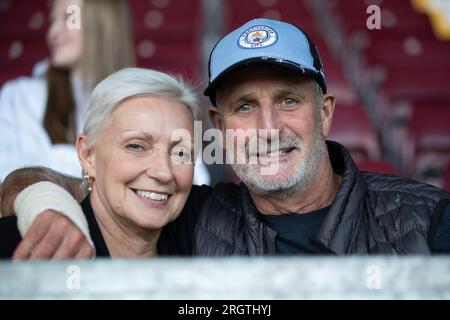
[204,57,325,105]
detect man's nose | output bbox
[145,151,174,184]
[256,104,283,139]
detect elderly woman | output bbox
[0,68,197,258]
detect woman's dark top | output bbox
[0,195,110,258]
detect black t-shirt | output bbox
[260,206,330,254]
[157,184,212,255]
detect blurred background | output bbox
[0,0,449,191]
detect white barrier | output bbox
[0,257,449,299]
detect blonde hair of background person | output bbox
[46,0,135,144]
[0,67,199,258]
[0,0,135,181]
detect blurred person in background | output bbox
[0,0,211,205]
[0,0,135,183]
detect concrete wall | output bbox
[1,257,449,299]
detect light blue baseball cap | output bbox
[204,18,327,105]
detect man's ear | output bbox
[76,134,96,178]
[320,93,336,138]
[208,106,224,131]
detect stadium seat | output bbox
[333,0,450,105]
[328,104,381,162]
[0,0,48,86]
[357,160,398,175]
[129,0,203,83]
[443,162,450,193]
[403,104,450,177]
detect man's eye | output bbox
[237,103,253,112]
[281,98,297,106]
[126,143,144,151]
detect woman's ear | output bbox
[76,134,95,177]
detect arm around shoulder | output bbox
[0,166,83,216]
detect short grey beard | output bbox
[231,126,327,200]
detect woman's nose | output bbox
[145,151,174,184]
[47,19,62,43]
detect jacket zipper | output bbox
[260,222,276,255]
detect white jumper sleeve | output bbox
[0,77,81,181]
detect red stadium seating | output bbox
[382,68,450,104]
[328,104,381,162]
[364,39,450,70]
[357,160,398,175]
[0,0,48,85]
[333,0,450,106]
[132,0,202,40]
[403,104,450,177]
[130,0,203,84]
[334,0,433,37]
[134,40,202,83]
[444,162,450,193]
[225,0,316,31]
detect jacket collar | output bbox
[313,141,368,254]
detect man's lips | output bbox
[249,147,297,158]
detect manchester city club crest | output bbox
[238,25,278,48]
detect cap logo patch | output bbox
[238,25,278,49]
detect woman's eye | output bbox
[126,143,144,151]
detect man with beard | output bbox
[3,18,450,258]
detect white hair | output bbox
[83,67,199,147]
[315,81,324,111]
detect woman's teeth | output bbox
[135,190,169,201]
